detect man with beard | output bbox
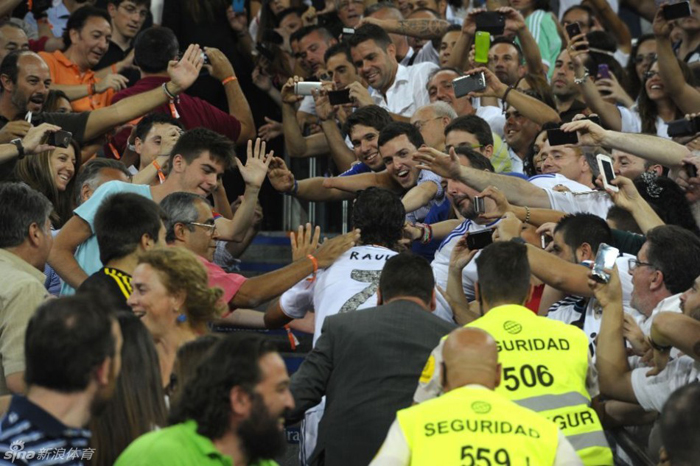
[0,295,122,464]
[550,49,589,122]
[116,334,293,466]
[39,6,129,112]
[427,147,500,302]
[0,43,203,148]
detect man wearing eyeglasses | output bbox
[95,0,151,86]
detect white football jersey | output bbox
[431,219,500,301]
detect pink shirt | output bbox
[198,256,246,305]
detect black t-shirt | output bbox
[76,267,133,312]
[96,41,141,87]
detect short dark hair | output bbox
[352,187,405,248]
[554,213,612,256]
[453,147,494,172]
[0,182,53,248]
[379,253,434,305]
[74,159,131,205]
[606,206,641,235]
[645,225,700,295]
[476,241,531,305]
[347,23,392,51]
[276,7,302,25]
[342,105,393,136]
[0,50,34,90]
[95,193,166,264]
[134,112,185,143]
[444,115,494,147]
[63,6,111,48]
[170,127,235,170]
[378,121,424,150]
[133,27,179,73]
[562,4,595,26]
[25,295,116,392]
[324,42,353,66]
[490,36,523,65]
[169,334,278,439]
[660,382,700,465]
[290,25,334,44]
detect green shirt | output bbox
[115,420,279,466]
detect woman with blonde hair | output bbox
[127,247,225,388]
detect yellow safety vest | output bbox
[398,386,559,466]
[466,305,613,466]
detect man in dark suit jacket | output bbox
[288,252,456,466]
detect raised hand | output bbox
[205,47,236,81]
[478,186,511,220]
[313,229,362,267]
[414,146,463,180]
[167,43,204,93]
[290,223,321,261]
[587,264,622,309]
[21,122,62,154]
[258,117,283,141]
[449,235,478,272]
[237,138,273,190]
[493,212,522,242]
[267,156,295,193]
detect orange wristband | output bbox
[221,76,237,86]
[152,160,166,183]
[306,254,318,283]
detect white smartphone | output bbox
[294,82,323,96]
[596,153,618,193]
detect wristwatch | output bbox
[10,138,25,160]
[510,237,527,245]
[574,69,590,85]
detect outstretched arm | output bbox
[84,44,203,141]
[414,147,551,208]
[359,16,451,39]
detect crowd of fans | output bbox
[0,0,698,464]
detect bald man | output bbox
[371,327,582,466]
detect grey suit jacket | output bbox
[289,299,456,466]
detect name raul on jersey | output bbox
[349,252,393,261]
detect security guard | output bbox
[414,239,613,466]
[371,327,581,465]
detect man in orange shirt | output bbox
[39,6,129,112]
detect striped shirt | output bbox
[0,396,92,465]
[76,267,132,312]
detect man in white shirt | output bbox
[347,23,438,119]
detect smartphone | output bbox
[540,234,552,249]
[663,1,691,20]
[667,116,700,137]
[585,115,602,126]
[342,28,355,35]
[474,31,490,64]
[591,243,619,284]
[596,153,619,193]
[232,0,245,13]
[453,72,486,98]
[48,130,72,148]
[328,89,352,105]
[473,196,485,214]
[547,128,579,146]
[294,81,323,95]
[686,163,698,178]
[466,229,494,250]
[475,11,505,35]
[565,22,582,40]
[597,64,611,80]
[201,52,210,65]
